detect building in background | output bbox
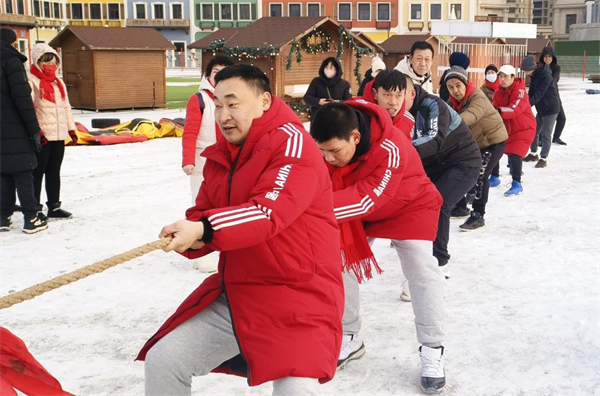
[477,0,533,24]
[195,0,259,41]
[0,0,37,62]
[552,0,586,41]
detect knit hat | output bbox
[0,28,17,44]
[371,57,386,77]
[444,65,468,87]
[449,52,470,70]
[498,64,516,76]
[485,64,498,74]
[520,55,537,71]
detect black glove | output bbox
[32,133,42,153]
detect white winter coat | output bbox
[394,56,434,94]
[28,43,76,141]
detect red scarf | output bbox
[449,81,477,112]
[328,162,382,283]
[485,78,500,92]
[30,65,65,103]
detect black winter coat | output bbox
[1,42,40,174]
[539,46,561,88]
[304,57,352,117]
[409,85,481,176]
[357,69,373,96]
[438,69,451,102]
[528,64,560,116]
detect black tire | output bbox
[91,118,121,128]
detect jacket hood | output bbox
[319,56,343,86]
[199,76,215,93]
[395,56,430,82]
[539,46,557,67]
[344,98,395,151]
[31,43,59,70]
[1,41,27,63]
[501,77,526,93]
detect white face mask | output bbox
[324,69,336,79]
[486,74,498,83]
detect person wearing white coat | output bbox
[28,43,77,220]
[394,41,435,94]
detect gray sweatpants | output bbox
[530,113,558,159]
[341,239,445,347]
[145,294,319,396]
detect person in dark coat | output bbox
[0,28,48,234]
[404,78,481,276]
[438,52,470,102]
[357,56,386,96]
[540,46,567,145]
[520,55,560,168]
[304,57,352,118]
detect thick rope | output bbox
[0,237,172,310]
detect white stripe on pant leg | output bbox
[390,239,445,347]
[272,377,319,396]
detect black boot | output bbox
[47,202,72,219]
[36,204,48,222]
[459,212,485,231]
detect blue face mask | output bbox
[486,74,498,83]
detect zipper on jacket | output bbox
[222,142,252,384]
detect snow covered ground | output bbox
[1,77,599,396]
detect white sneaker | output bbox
[192,256,218,273]
[337,334,366,369]
[419,345,446,394]
[439,264,450,279]
[400,280,411,302]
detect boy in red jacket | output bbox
[492,65,537,196]
[181,55,234,273]
[310,98,446,394]
[139,65,344,395]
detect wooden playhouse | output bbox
[49,26,175,110]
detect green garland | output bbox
[288,101,311,115]
[300,28,332,55]
[336,25,373,85]
[286,39,302,71]
[209,39,280,60]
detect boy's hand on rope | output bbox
[160,220,205,253]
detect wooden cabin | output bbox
[49,26,175,110]
[189,17,382,120]
[379,34,440,91]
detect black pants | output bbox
[33,141,65,206]
[552,103,566,141]
[428,164,480,266]
[1,171,38,218]
[491,153,523,183]
[456,142,506,217]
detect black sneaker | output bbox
[450,206,470,218]
[523,153,539,162]
[47,202,72,219]
[23,214,48,234]
[459,212,485,231]
[553,138,567,146]
[535,158,547,168]
[0,217,12,232]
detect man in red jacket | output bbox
[138,65,344,395]
[310,99,446,394]
[492,64,536,196]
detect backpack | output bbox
[195,92,205,115]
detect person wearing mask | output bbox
[181,55,234,273]
[404,78,481,276]
[481,65,500,103]
[29,43,77,220]
[394,41,435,94]
[304,57,352,118]
[520,55,560,169]
[539,46,567,146]
[438,52,470,102]
[357,56,386,96]
[138,65,344,396]
[492,65,537,196]
[444,66,508,230]
[310,99,446,394]
[0,28,47,234]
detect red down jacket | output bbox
[334,98,442,241]
[492,78,536,157]
[136,97,344,386]
[362,79,415,139]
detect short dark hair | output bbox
[373,69,407,92]
[410,41,434,56]
[310,103,358,143]
[206,55,234,77]
[0,28,17,44]
[214,64,271,94]
[39,53,59,64]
